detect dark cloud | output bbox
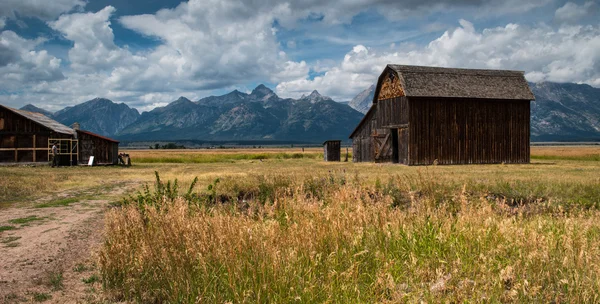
[0,0,85,21]
[0,44,19,67]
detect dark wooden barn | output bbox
[350,65,535,165]
[0,105,75,163]
[76,129,119,165]
[0,105,120,165]
[323,140,341,161]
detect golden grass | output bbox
[531,146,600,157]
[1,146,598,207]
[1,146,599,301]
[531,146,600,161]
[100,173,600,302]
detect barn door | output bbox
[372,130,393,162]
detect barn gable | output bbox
[376,69,405,101]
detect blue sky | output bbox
[0,0,598,111]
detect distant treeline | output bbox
[149,143,186,150]
[123,139,353,149]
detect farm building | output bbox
[350,65,535,165]
[0,105,75,163]
[323,140,341,161]
[75,128,120,165]
[0,105,119,165]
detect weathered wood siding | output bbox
[0,107,70,162]
[351,108,376,162]
[372,127,393,163]
[77,131,118,164]
[374,97,409,164]
[352,97,409,163]
[408,97,530,165]
[351,106,394,163]
[377,96,409,128]
[323,141,341,161]
[398,127,409,164]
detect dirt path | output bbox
[0,184,138,303]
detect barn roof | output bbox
[76,129,119,143]
[1,105,75,135]
[375,65,535,101]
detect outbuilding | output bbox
[323,140,341,162]
[0,105,75,163]
[0,105,120,165]
[350,65,535,165]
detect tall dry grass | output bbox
[100,173,600,303]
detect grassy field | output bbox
[1,146,599,302]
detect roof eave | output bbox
[349,106,376,139]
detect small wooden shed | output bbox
[323,140,341,162]
[350,65,535,165]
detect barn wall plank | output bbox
[408,97,530,165]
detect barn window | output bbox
[0,118,4,130]
[388,70,396,81]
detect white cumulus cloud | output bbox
[0,0,596,111]
[0,31,64,91]
[49,6,139,73]
[277,20,600,100]
[118,0,308,89]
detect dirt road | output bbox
[0,183,137,303]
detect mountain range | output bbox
[529,82,600,141]
[347,82,600,142]
[20,85,364,143]
[52,98,140,136]
[18,82,600,143]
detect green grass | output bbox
[74,263,90,273]
[8,215,45,225]
[0,225,16,232]
[34,197,79,208]
[32,292,51,302]
[47,271,64,291]
[82,274,100,284]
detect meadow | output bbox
[1,146,599,302]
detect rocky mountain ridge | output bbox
[118,85,363,142]
[17,81,600,142]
